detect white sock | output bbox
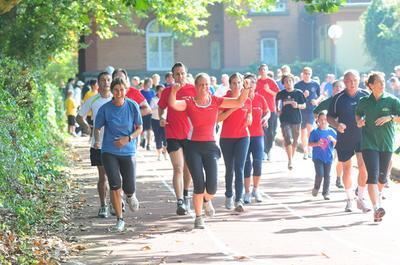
[345,189,353,200]
[378,192,383,209]
[357,186,365,200]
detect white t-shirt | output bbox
[214,84,229,97]
[150,96,166,120]
[78,93,112,148]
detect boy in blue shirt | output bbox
[309,111,337,200]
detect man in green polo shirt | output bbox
[356,72,400,222]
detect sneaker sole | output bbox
[234,206,244,212]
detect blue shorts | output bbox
[142,114,152,130]
[301,110,314,129]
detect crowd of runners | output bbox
[65,62,400,231]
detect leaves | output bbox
[363,0,400,73]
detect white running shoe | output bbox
[225,197,234,210]
[234,200,244,212]
[203,201,215,217]
[252,189,263,203]
[356,198,371,213]
[113,218,125,232]
[243,192,252,204]
[127,193,139,212]
[194,216,205,229]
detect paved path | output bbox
[68,136,400,265]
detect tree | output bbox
[0,0,346,71]
[363,0,400,74]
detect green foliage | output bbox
[0,57,67,233]
[294,0,346,13]
[363,0,400,74]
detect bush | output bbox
[0,57,67,233]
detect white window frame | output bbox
[260,38,278,66]
[146,20,174,71]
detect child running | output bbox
[309,111,337,200]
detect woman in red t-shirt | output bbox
[218,73,252,212]
[168,73,250,229]
[243,74,269,204]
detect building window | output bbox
[260,38,278,66]
[146,20,174,71]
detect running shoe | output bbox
[98,206,109,218]
[345,199,353,212]
[373,207,385,222]
[311,188,318,197]
[323,195,330,200]
[194,216,205,229]
[184,196,191,212]
[356,198,371,213]
[127,194,139,212]
[234,200,244,212]
[243,192,252,204]
[203,200,215,217]
[252,189,263,203]
[288,161,293,170]
[176,199,187,215]
[336,178,344,189]
[303,153,308,160]
[113,218,125,232]
[225,196,234,210]
[146,144,150,151]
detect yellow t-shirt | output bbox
[83,90,98,117]
[83,90,97,102]
[65,97,77,116]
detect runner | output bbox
[168,72,250,229]
[218,73,251,212]
[112,68,151,117]
[150,84,168,160]
[256,64,280,161]
[244,74,269,204]
[276,74,306,170]
[76,72,113,218]
[158,62,196,215]
[313,80,345,188]
[140,78,156,150]
[356,71,400,222]
[309,111,337,200]
[327,69,370,213]
[94,77,143,232]
[294,67,322,159]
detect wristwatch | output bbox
[390,115,395,121]
[128,135,132,142]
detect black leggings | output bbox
[362,150,392,184]
[184,141,221,195]
[101,152,136,194]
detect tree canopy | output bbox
[363,0,400,74]
[0,0,347,70]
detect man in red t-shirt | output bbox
[256,64,280,160]
[158,62,196,215]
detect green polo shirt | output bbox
[356,92,400,152]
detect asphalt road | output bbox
[68,136,400,265]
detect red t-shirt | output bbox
[220,91,252,138]
[126,87,146,105]
[248,93,268,137]
[185,96,224,141]
[158,84,196,139]
[256,77,279,112]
